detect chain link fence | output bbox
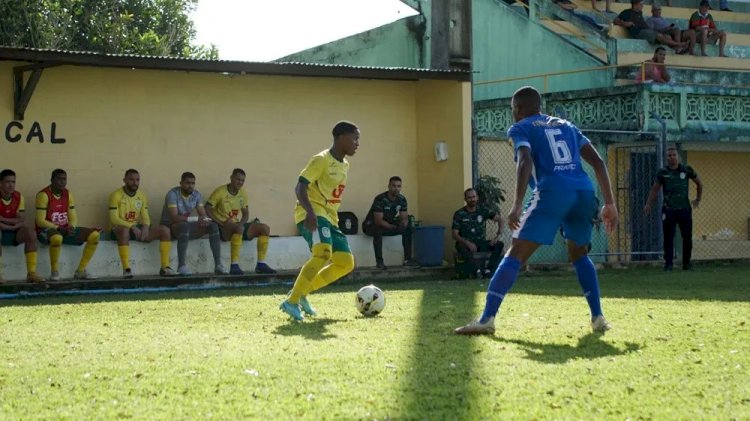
[476,129,750,265]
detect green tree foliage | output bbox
[0,0,218,59]
[475,175,506,215]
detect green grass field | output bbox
[1,265,749,420]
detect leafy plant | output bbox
[475,175,506,215]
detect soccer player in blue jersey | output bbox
[455,86,619,335]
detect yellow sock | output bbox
[118,245,130,270]
[25,251,38,274]
[230,234,242,264]
[159,241,171,268]
[257,235,269,262]
[308,252,355,294]
[49,234,63,272]
[77,231,99,272]
[288,243,330,304]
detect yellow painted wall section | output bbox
[415,80,472,260]
[0,62,436,236]
[687,151,750,241]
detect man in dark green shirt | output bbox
[644,147,703,271]
[452,188,504,277]
[362,176,415,269]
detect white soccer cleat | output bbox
[454,317,496,335]
[49,271,61,282]
[591,315,611,333]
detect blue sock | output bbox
[480,256,522,323]
[573,256,602,319]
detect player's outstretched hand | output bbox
[601,204,618,234]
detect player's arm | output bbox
[691,172,703,209]
[109,191,134,228]
[373,212,394,230]
[296,155,326,231]
[165,190,186,224]
[68,192,78,228]
[139,196,151,227]
[196,204,208,220]
[295,179,317,231]
[204,188,227,226]
[451,212,475,250]
[491,212,504,241]
[580,143,618,233]
[35,191,57,230]
[398,210,409,229]
[643,180,662,214]
[508,146,533,231]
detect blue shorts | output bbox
[514,189,597,247]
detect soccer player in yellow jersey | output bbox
[205,168,277,275]
[0,169,43,284]
[109,169,175,278]
[35,169,100,281]
[280,121,360,321]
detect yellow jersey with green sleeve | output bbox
[205,185,249,223]
[294,149,349,225]
[108,187,150,229]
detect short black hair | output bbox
[51,168,66,180]
[181,171,196,181]
[124,169,139,177]
[666,146,678,152]
[388,176,402,184]
[655,46,666,54]
[631,0,643,5]
[0,169,16,181]
[332,121,358,138]
[512,86,542,112]
[464,187,476,197]
[231,168,245,177]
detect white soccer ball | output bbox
[355,284,386,317]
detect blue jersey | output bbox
[508,114,594,192]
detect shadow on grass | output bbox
[499,333,642,364]
[397,284,479,419]
[272,317,342,341]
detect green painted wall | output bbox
[279,0,614,100]
[472,0,612,100]
[277,15,426,68]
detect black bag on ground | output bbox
[338,211,358,234]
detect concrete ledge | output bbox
[0,235,409,282]
[0,266,452,297]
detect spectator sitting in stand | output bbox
[614,0,689,54]
[647,4,696,55]
[636,47,672,84]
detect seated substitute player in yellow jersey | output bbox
[279,121,360,321]
[35,169,100,281]
[109,169,175,278]
[0,169,43,284]
[205,168,277,275]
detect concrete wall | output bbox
[0,235,407,281]
[415,80,473,260]
[278,15,425,68]
[0,62,472,277]
[472,0,612,100]
[0,62,468,235]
